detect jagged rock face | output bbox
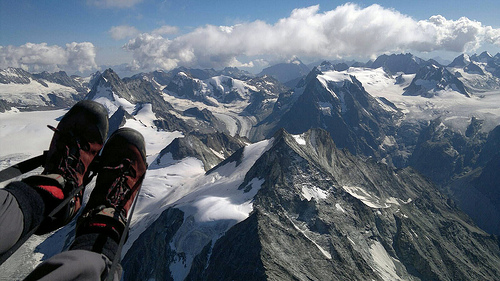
[157,131,247,171]
[0,67,86,110]
[470,51,493,63]
[448,54,471,68]
[165,72,209,103]
[477,125,500,166]
[131,70,174,88]
[406,121,500,236]
[122,128,500,280]
[403,65,470,97]
[108,106,134,134]
[219,67,254,80]
[318,61,350,72]
[447,153,500,236]
[171,67,219,80]
[214,129,500,280]
[409,118,487,185]
[0,99,11,113]
[165,72,262,105]
[487,53,500,78]
[87,68,134,101]
[121,208,185,280]
[371,53,426,74]
[0,67,35,84]
[33,71,87,93]
[464,62,485,75]
[271,71,397,159]
[122,76,175,113]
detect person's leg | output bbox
[72,127,147,278]
[23,250,121,281]
[0,186,37,254]
[24,100,109,234]
[22,128,147,281]
[0,100,108,257]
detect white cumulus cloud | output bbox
[0,42,97,73]
[123,3,500,72]
[109,25,140,40]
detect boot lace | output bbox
[103,159,137,211]
[47,125,90,188]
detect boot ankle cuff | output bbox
[4,181,45,237]
[70,233,119,261]
[76,207,127,243]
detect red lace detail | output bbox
[89,222,107,228]
[48,125,87,186]
[103,159,136,211]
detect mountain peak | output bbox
[258,59,310,83]
[371,53,424,74]
[448,53,471,67]
[470,51,493,64]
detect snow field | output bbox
[321,67,500,133]
[0,79,78,107]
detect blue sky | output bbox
[1,0,499,75]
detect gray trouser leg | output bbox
[0,189,24,254]
[24,250,121,281]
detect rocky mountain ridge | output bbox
[1,51,500,280]
[122,128,500,280]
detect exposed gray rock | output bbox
[0,99,11,113]
[108,106,135,134]
[371,53,426,74]
[258,58,310,84]
[265,69,400,160]
[121,208,184,280]
[33,71,87,93]
[123,128,500,280]
[403,65,470,98]
[157,131,246,171]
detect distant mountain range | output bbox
[1,52,500,280]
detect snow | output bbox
[0,79,77,107]
[346,67,500,133]
[315,67,500,133]
[285,213,332,260]
[161,85,256,138]
[335,203,346,213]
[0,101,187,273]
[301,185,329,201]
[342,186,402,209]
[0,91,275,279]
[164,139,273,280]
[0,108,63,159]
[369,241,403,281]
[92,84,135,116]
[292,133,306,145]
[316,75,339,99]
[318,71,353,85]
[318,101,333,116]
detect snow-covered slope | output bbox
[121,128,500,280]
[335,67,500,133]
[0,97,184,278]
[0,67,87,110]
[0,79,80,108]
[2,53,500,280]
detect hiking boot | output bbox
[23,100,109,233]
[75,127,147,244]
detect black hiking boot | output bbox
[23,100,109,234]
[72,127,147,260]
